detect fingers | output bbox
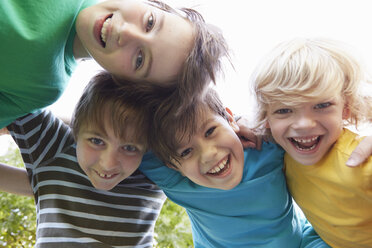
[346,136,372,167]
[240,135,257,149]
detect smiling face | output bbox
[266,93,348,165]
[76,0,195,84]
[76,120,145,190]
[173,110,245,190]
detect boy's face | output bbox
[76,121,145,190]
[266,94,348,165]
[173,110,245,190]
[76,0,194,84]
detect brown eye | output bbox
[181,148,192,157]
[123,145,138,152]
[135,50,144,70]
[205,127,216,137]
[146,14,154,32]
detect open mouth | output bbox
[289,136,321,152]
[207,155,230,176]
[100,14,113,47]
[96,14,113,48]
[95,170,118,179]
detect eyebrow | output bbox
[83,129,107,139]
[143,10,165,79]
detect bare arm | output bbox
[0,162,33,196]
[1,128,33,196]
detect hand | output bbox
[346,136,372,167]
[236,116,262,150]
[0,127,9,135]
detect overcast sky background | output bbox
[2,0,372,152]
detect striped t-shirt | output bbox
[7,110,166,248]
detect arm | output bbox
[346,136,372,167]
[300,219,331,248]
[0,162,33,196]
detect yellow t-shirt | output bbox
[285,128,372,248]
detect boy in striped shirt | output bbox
[4,71,166,247]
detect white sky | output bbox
[2,0,372,153]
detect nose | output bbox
[118,23,145,46]
[100,148,120,171]
[199,142,218,166]
[292,113,316,130]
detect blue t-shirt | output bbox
[140,142,330,247]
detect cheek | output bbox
[267,121,287,144]
[267,120,280,136]
[76,143,92,169]
[100,52,132,78]
[176,162,195,179]
[121,154,143,171]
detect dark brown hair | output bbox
[148,87,228,167]
[71,71,151,148]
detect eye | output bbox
[88,138,104,146]
[123,145,138,152]
[180,148,193,158]
[314,102,331,109]
[205,127,216,137]
[135,50,144,70]
[274,108,292,114]
[146,13,155,32]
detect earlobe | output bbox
[342,106,351,119]
[265,121,270,129]
[166,162,179,171]
[225,107,240,132]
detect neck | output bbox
[73,36,91,60]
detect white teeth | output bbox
[98,173,113,178]
[208,157,229,174]
[293,136,318,143]
[101,17,112,44]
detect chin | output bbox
[92,182,115,191]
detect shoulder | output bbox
[242,142,285,180]
[139,152,187,189]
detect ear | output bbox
[265,120,271,129]
[225,107,240,132]
[166,162,180,171]
[342,105,351,119]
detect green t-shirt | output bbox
[0,0,97,128]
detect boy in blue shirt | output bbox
[139,87,330,247]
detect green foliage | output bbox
[154,199,194,248]
[0,138,193,247]
[0,141,36,248]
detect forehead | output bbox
[268,93,344,109]
[80,120,142,143]
[175,109,224,145]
